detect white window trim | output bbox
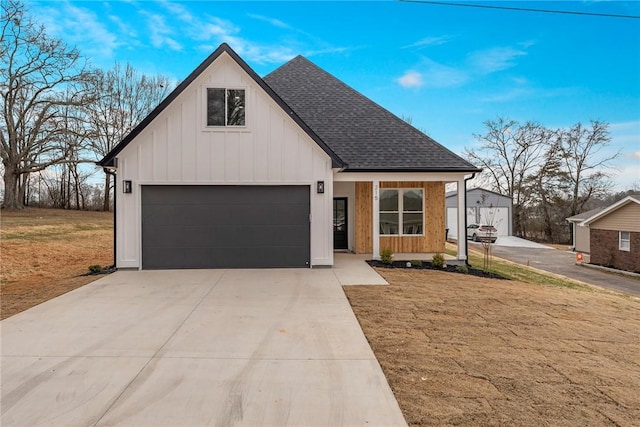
[379,188,424,236]
[203,86,247,130]
[619,231,630,251]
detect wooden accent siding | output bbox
[354,181,446,254]
[355,182,373,253]
[591,203,640,232]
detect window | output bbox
[379,189,423,235]
[206,88,245,126]
[619,231,630,251]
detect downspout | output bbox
[464,173,476,267]
[103,167,117,270]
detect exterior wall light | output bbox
[317,181,325,194]
[123,180,133,194]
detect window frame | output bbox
[619,231,630,251]
[204,86,247,128]
[379,188,424,236]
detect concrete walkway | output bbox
[1,269,407,426]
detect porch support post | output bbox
[372,180,380,260]
[457,178,467,261]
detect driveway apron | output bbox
[1,269,407,427]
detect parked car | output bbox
[467,224,498,243]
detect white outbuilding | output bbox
[446,188,513,239]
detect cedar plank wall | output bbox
[354,181,446,253]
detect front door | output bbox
[333,198,348,250]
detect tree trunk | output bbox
[23,173,31,207]
[103,173,111,211]
[73,169,81,210]
[2,164,24,210]
[512,204,523,237]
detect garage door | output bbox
[141,185,310,269]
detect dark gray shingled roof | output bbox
[264,55,480,173]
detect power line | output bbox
[398,0,640,19]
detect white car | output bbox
[467,224,497,243]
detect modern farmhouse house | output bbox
[99,43,480,269]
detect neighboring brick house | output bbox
[579,195,640,273]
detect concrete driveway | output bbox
[1,268,406,426]
[480,242,640,296]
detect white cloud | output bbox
[198,16,240,40]
[34,2,119,61]
[108,14,138,40]
[420,58,469,88]
[160,0,195,24]
[403,35,453,49]
[141,11,182,51]
[396,71,424,88]
[468,46,527,74]
[248,14,292,29]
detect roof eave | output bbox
[341,166,482,174]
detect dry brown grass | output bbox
[344,268,640,427]
[1,208,113,319]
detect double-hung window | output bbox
[206,88,245,126]
[619,231,630,251]
[379,189,424,235]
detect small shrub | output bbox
[455,264,469,274]
[432,252,445,269]
[410,260,423,267]
[88,264,102,274]
[380,247,394,265]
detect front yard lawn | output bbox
[1,208,113,319]
[344,268,640,426]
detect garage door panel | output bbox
[143,246,310,269]
[141,185,310,269]
[144,225,310,249]
[142,203,308,227]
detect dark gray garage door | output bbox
[141,185,310,269]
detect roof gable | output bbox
[99,44,344,168]
[263,56,480,173]
[579,196,640,226]
[446,187,512,200]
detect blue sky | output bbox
[32,0,640,191]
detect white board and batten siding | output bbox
[115,52,334,268]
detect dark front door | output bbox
[333,198,348,250]
[141,185,310,269]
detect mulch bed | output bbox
[367,259,509,280]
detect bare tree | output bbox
[0,0,94,209]
[559,120,617,217]
[466,117,550,237]
[86,62,171,210]
[526,138,568,241]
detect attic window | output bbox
[207,88,245,126]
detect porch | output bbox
[332,172,472,263]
